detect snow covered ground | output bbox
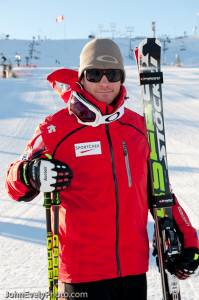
[0,65,198,300]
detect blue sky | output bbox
[1,0,199,39]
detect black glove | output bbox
[166,248,199,280]
[21,158,73,192]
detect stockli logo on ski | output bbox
[137,39,169,201]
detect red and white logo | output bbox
[74,141,102,157]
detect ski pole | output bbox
[43,154,61,299]
[43,192,54,299]
[51,191,61,300]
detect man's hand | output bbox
[22,158,73,192]
[166,248,199,280]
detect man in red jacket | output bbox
[6,38,198,300]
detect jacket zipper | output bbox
[122,141,132,188]
[105,124,121,276]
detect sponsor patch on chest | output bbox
[74,141,102,157]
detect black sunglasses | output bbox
[85,69,123,83]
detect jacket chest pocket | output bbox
[122,141,132,188]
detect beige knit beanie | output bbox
[79,38,125,82]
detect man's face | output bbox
[81,70,122,105]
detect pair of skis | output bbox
[135,38,182,300]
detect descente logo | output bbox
[74,141,102,157]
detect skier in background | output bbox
[1,54,8,78]
[1,54,7,64]
[15,53,21,67]
[6,38,199,300]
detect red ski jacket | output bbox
[5,69,198,283]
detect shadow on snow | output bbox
[0,220,46,245]
[170,166,199,174]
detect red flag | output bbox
[56,15,64,23]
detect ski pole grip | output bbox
[43,192,52,208]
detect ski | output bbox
[135,38,182,300]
